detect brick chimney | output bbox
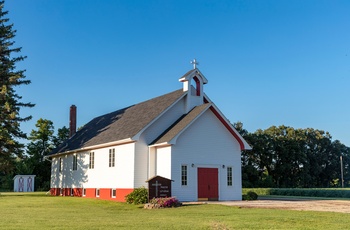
[69,105,77,137]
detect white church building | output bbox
[49,66,251,202]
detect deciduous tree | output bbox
[238,122,350,188]
[26,119,54,190]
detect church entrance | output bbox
[197,168,218,201]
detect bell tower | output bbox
[179,59,208,113]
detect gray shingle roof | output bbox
[50,89,185,155]
[151,103,211,145]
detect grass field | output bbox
[1,193,350,229]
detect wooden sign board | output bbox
[146,176,172,201]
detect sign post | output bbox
[146,176,172,201]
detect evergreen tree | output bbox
[0,1,34,175]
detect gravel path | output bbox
[185,199,350,213]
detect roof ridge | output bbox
[50,88,185,155]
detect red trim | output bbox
[62,188,70,196]
[85,188,96,198]
[209,106,245,150]
[50,187,134,202]
[116,189,134,202]
[50,188,60,196]
[193,76,201,96]
[95,188,134,201]
[72,188,83,196]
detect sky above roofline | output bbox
[5,0,350,146]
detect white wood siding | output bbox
[171,109,242,201]
[50,157,59,188]
[134,97,186,188]
[156,146,171,179]
[148,147,156,178]
[50,142,135,189]
[185,86,203,113]
[133,137,149,188]
[141,97,186,144]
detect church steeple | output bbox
[179,61,208,113]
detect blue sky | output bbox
[6,0,350,146]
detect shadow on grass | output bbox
[181,203,206,207]
[0,192,48,197]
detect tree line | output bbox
[1,119,69,191]
[234,122,350,188]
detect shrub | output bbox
[242,188,272,196]
[125,187,148,204]
[242,191,258,200]
[247,191,258,200]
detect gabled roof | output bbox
[150,101,252,151]
[151,103,211,146]
[50,89,186,155]
[179,68,208,84]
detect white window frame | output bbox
[227,166,233,186]
[59,158,63,172]
[83,188,86,197]
[109,148,115,167]
[72,154,77,171]
[71,188,74,196]
[181,165,187,186]
[96,188,100,197]
[89,152,95,169]
[111,188,116,198]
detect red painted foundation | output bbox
[50,187,134,202]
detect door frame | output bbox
[197,167,219,201]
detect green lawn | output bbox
[1,193,350,229]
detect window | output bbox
[83,188,86,197]
[71,188,74,196]
[59,158,63,172]
[181,165,187,186]
[96,188,100,197]
[111,188,116,198]
[227,167,233,186]
[89,152,95,169]
[72,154,77,171]
[109,148,115,167]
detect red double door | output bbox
[197,168,218,201]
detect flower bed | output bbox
[144,197,182,209]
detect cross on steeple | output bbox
[190,58,199,69]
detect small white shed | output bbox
[13,175,36,192]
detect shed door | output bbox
[198,168,218,201]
